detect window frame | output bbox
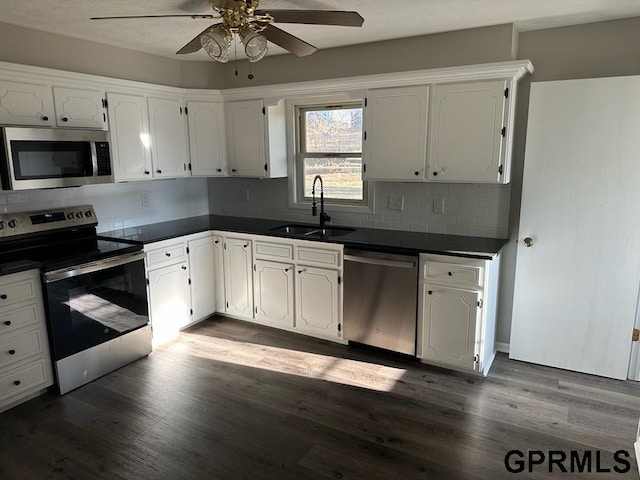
[286,95,375,214]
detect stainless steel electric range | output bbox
[0,205,151,394]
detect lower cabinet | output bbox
[223,236,254,319]
[253,259,294,328]
[147,261,191,345]
[0,269,53,413]
[188,234,217,321]
[295,266,341,338]
[417,253,499,375]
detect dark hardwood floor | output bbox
[2,316,640,479]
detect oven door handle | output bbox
[45,251,145,283]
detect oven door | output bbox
[44,252,149,361]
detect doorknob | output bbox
[523,237,534,247]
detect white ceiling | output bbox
[2,0,640,61]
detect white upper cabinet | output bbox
[107,92,153,182]
[187,100,227,176]
[52,87,107,130]
[0,80,54,127]
[363,85,429,181]
[148,97,189,179]
[427,80,509,183]
[225,99,286,178]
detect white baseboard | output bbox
[495,342,510,354]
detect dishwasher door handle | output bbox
[344,254,416,269]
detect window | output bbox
[294,102,370,208]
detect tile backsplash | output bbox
[209,178,510,238]
[0,178,209,233]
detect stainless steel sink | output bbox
[270,224,356,238]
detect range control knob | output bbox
[67,212,74,220]
[0,221,5,230]
[75,211,84,219]
[7,219,18,228]
[85,210,93,218]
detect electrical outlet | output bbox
[141,192,150,207]
[432,197,445,214]
[388,195,404,211]
[241,189,250,202]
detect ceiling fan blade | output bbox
[176,23,223,54]
[177,0,211,12]
[209,0,241,9]
[255,10,364,27]
[90,14,216,20]
[262,25,317,57]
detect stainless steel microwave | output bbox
[0,127,113,190]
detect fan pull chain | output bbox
[248,62,254,80]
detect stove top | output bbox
[0,205,143,271]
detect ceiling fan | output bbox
[91,0,364,64]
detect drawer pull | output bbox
[165,252,171,257]
[3,321,10,326]
[13,380,21,386]
[0,294,7,300]
[448,272,453,276]
[181,265,187,270]
[8,349,15,355]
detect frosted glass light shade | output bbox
[201,25,231,63]
[240,27,268,62]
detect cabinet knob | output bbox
[432,171,438,177]
[156,169,162,174]
[214,240,219,244]
[284,268,290,272]
[448,272,453,276]
[232,169,237,173]
[217,168,222,173]
[8,349,15,355]
[181,265,187,270]
[4,320,11,326]
[62,117,68,122]
[414,171,420,176]
[0,294,7,300]
[144,170,150,175]
[165,252,171,257]
[13,380,20,386]
[428,290,433,295]
[42,116,49,121]
[243,243,248,248]
[523,237,534,247]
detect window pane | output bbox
[303,157,363,200]
[304,108,362,153]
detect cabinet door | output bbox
[188,235,216,321]
[148,97,189,178]
[295,266,341,339]
[147,262,191,346]
[254,260,294,328]
[419,284,480,371]
[223,238,253,319]
[427,80,507,183]
[187,101,227,176]
[53,87,107,130]
[226,99,266,177]
[363,85,428,181]
[0,80,54,126]
[212,235,225,313]
[107,93,153,181]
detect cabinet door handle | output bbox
[414,171,420,176]
[4,320,10,326]
[217,168,222,173]
[42,116,49,121]
[243,243,248,248]
[156,169,162,174]
[62,117,68,122]
[214,240,219,244]
[448,272,453,276]
[427,290,433,295]
[8,349,16,355]
[0,294,7,300]
[165,252,171,257]
[284,268,289,272]
[182,265,187,270]
[13,380,21,386]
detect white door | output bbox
[188,235,216,321]
[223,238,253,319]
[53,87,107,129]
[510,77,640,380]
[363,85,428,181]
[0,80,54,126]
[295,266,341,339]
[427,80,507,183]
[148,262,191,346]
[148,97,189,178]
[254,260,294,328]
[187,101,227,176]
[212,235,225,313]
[419,284,479,371]
[226,99,266,177]
[107,93,152,181]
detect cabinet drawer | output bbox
[0,358,52,404]
[146,243,187,269]
[0,271,39,308]
[254,240,294,261]
[297,246,341,268]
[0,303,41,335]
[0,328,48,369]
[422,262,483,287]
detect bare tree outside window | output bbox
[297,105,365,202]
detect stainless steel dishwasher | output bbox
[343,249,418,355]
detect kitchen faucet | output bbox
[311,175,331,230]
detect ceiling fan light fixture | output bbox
[240,26,268,62]
[200,25,231,63]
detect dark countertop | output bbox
[0,260,42,277]
[101,215,508,260]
